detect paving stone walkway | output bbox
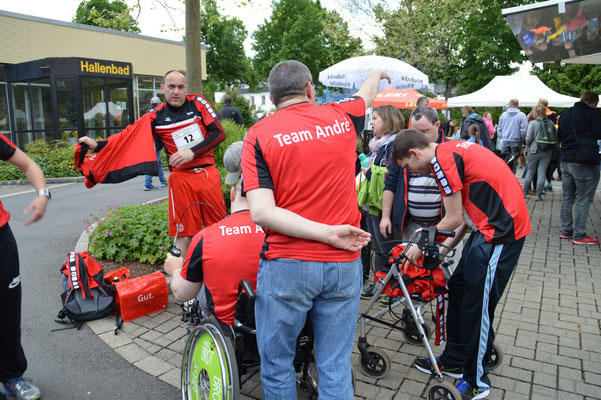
[87,177,601,400]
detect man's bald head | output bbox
[162,70,186,83]
[161,70,188,108]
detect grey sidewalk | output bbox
[85,178,601,400]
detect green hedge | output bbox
[0,140,79,181]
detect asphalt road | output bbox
[0,177,178,399]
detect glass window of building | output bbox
[82,77,107,139]
[134,75,163,119]
[56,76,78,141]
[137,76,154,90]
[11,82,31,132]
[31,79,52,131]
[0,67,9,134]
[108,78,130,127]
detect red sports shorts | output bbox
[168,165,226,237]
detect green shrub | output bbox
[87,202,171,265]
[0,139,79,181]
[213,120,248,171]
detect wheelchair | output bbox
[179,280,355,399]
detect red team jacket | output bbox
[74,94,225,188]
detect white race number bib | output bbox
[171,123,204,151]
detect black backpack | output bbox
[537,119,558,150]
[55,252,115,330]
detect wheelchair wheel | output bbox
[403,321,431,346]
[359,346,391,378]
[426,381,461,400]
[487,343,504,370]
[181,318,239,400]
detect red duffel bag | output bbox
[113,271,168,329]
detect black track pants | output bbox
[0,223,27,383]
[440,231,525,390]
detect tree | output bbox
[73,0,140,33]
[532,64,601,98]
[186,0,203,93]
[457,0,536,94]
[252,0,363,83]
[320,9,363,69]
[374,0,472,99]
[200,0,250,88]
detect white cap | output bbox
[223,141,244,185]
[150,96,161,105]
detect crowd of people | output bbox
[2,59,600,400]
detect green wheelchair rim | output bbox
[182,322,237,400]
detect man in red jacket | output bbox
[79,70,226,256]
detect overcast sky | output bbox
[1,0,379,54]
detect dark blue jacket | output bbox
[558,102,601,165]
[384,132,447,236]
[460,113,495,152]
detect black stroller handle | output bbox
[436,229,455,238]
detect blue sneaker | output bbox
[143,184,159,191]
[2,377,41,400]
[456,379,489,400]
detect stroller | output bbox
[357,226,503,400]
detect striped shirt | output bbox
[407,172,442,223]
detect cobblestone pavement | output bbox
[87,178,601,400]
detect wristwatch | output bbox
[38,188,51,199]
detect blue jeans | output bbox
[560,162,600,239]
[256,258,362,400]
[144,150,166,186]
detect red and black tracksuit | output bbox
[432,140,531,391]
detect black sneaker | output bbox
[456,379,489,399]
[414,356,463,379]
[361,283,376,298]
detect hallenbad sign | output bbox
[79,59,132,77]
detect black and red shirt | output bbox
[0,134,17,227]
[241,97,366,261]
[431,140,531,243]
[149,94,225,171]
[180,210,264,326]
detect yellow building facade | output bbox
[0,10,206,147]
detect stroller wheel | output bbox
[426,380,461,400]
[487,343,504,370]
[359,346,391,378]
[403,321,430,345]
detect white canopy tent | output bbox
[447,75,580,108]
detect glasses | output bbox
[306,81,315,89]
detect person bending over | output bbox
[392,129,531,400]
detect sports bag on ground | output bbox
[55,251,115,329]
[113,271,168,333]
